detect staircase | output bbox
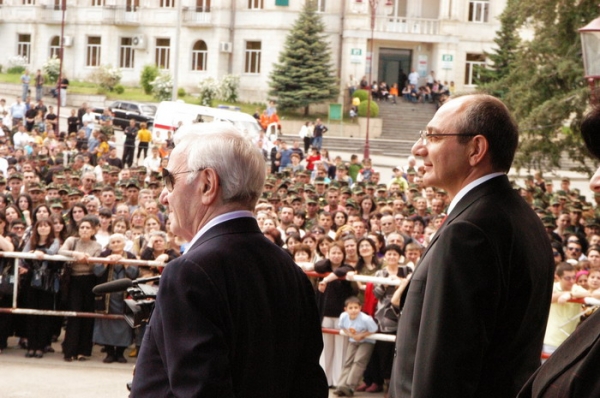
[280,99,438,158]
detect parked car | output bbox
[93,101,157,130]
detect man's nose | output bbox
[590,167,600,193]
[412,139,427,157]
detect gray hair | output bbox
[108,233,127,244]
[149,230,168,241]
[175,122,266,209]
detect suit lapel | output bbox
[413,175,511,273]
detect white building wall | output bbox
[0,0,507,103]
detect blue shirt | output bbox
[338,311,378,344]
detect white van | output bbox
[152,101,263,141]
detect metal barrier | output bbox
[0,251,164,317]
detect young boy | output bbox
[335,296,378,397]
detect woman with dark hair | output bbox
[368,232,386,258]
[355,237,381,300]
[333,210,349,233]
[16,194,33,226]
[5,204,24,225]
[94,233,139,364]
[316,235,334,261]
[551,241,565,265]
[360,195,377,223]
[284,232,302,254]
[66,203,88,237]
[50,214,69,244]
[301,233,318,262]
[316,242,357,387]
[58,215,102,361]
[95,208,113,249]
[21,218,60,358]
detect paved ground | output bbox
[0,334,385,398]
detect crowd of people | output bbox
[0,93,597,396]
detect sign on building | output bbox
[350,48,362,64]
[442,54,454,70]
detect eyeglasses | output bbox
[552,251,560,256]
[162,168,205,192]
[567,247,581,252]
[418,130,478,145]
[562,276,575,281]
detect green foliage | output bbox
[268,1,339,116]
[357,100,379,118]
[140,65,159,95]
[478,0,598,175]
[352,89,369,103]
[89,65,122,92]
[177,87,186,98]
[7,66,25,74]
[114,84,125,94]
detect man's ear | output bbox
[199,168,220,205]
[468,135,489,167]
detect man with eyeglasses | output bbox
[131,123,327,397]
[564,238,585,262]
[391,94,554,398]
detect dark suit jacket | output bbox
[517,309,600,398]
[131,217,328,397]
[390,175,555,398]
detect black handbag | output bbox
[0,266,15,296]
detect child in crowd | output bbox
[334,296,378,397]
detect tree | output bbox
[476,0,520,94]
[478,0,599,174]
[268,1,339,116]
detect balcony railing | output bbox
[114,6,140,25]
[183,8,211,25]
[376,16,440,35]
[41,6,64,24]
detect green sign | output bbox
[351,48,362,64]
[442,54,454,70]
[329,104,342,121]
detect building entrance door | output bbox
[378,48,412,90]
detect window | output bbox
[86,36,102,67]
[17,34,31,64]
[468,1,489,23]
[248,0,263,10]
[244,41,261,74]
[155,38,171,69]
[120,37,135,69]
[316,0,326,12]
[91,0,105,6]
[196,0,210,12]
[160,0,175,7]
[191,40,208,71]
[49,36,60,59]
[464,53,486,86]
[126,0,139,12]
[22,0,35,5]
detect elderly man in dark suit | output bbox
[131,123,327,397]
[390,94,555,398]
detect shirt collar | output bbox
[446,172,504,216]
[187,210,255,249]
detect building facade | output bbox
[0,0,506,103]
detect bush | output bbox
[42,57,61,83]
[357,100,379,118]
[114,84,125,94]
[177,87,186,98]
[218,74,240,102]
[89,64,122,91]
[353,89,369,103]
[7,66,25,75]
[140,65,159,95]
[7,56,28,75]
[150,71,173,101]
[198,77,219,107]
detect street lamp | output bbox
[579,16,600,104]
[57,0,67,126]
[363,0,393,160]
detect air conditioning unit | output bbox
[132,35,146,50]
[62,36,73,47]
[219,42,232,53]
